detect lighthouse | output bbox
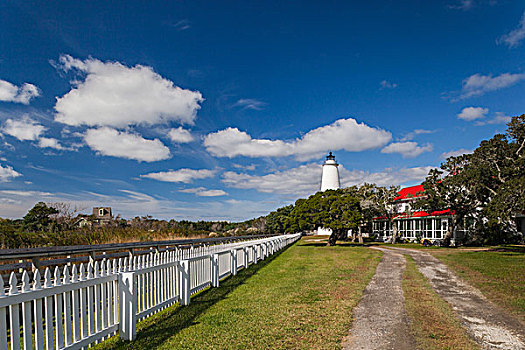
[316,152,342,236]
[320,152,340,191]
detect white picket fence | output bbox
[0,233,301,349]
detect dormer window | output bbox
[99,208,104,216]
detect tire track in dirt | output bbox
[342,247,416,350]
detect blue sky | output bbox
[0,0,524,221]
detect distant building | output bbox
[369,185,525,245]
[371,185,458,244]
[93,207,113,226]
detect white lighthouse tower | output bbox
[320,152,340,191]
[317,152,341,236]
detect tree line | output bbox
[0,202,267,249]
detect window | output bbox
[99,208,104,216]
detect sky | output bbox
[0,0,524,221]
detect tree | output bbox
[469,114,525,243]
[414,114,525,245]
[288,189,362,246]
[352,184,386,243]
[48,202,84,230]
[266,204,294,234]
[22,202,59,232]
[412,158,476,246]
[363,185,400,243]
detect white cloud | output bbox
[475,112,511,126]
[222,164,322,195]
[204,118,392,160]
[457,106,489,121]
[380,80,398,89]
[2,142,15,151]
[1,116,72,151]
[233,98,266,110]
[205,128,289,158]
[448,0,474,10]
[441,148,473,159]
[342,166,434,188]
[54,55,204,128]
[222,163,434,196]
[487,112,511,125]
[141,168,216,183]
[37,137,65,150]
[457,73,525,99]
[2,116,46,141]
[197,189,228,197]
[399,129,434,141]
[170,19,191,31]
[168,127,194,143]
[0,190,52,197]
[179,187,205,193]
[0,79,40,104]
[232,163,256,171]
[118,189,156,201]
[0,164,21,182]
[84,127,171,162]
[381,142,433,158]
[179,187,227,197]
[498,11,525,48]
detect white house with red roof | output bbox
[372,184,465,245]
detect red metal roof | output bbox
[430,209,454,216]
[393,184,425,201]
[372,209,454,220]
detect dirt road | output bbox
[389,246,524,350]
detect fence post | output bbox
[119,271,137,341]
[211,254,219,287]
[253,245,258,264]
[243,247,249,268]
[231,249,237,276]
[179,260,190,305]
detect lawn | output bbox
[95,237,381,350]
[430,247,525,324]
[402,255,479,350]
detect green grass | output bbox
[402,255,479,350]
[430,248,525,324]
[95,238,381,350]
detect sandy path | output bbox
[388,246,525,350]
[342,247,416,350]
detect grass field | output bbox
[430,248,525,324]
[95,237,381,350]
[402,255,479,350]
